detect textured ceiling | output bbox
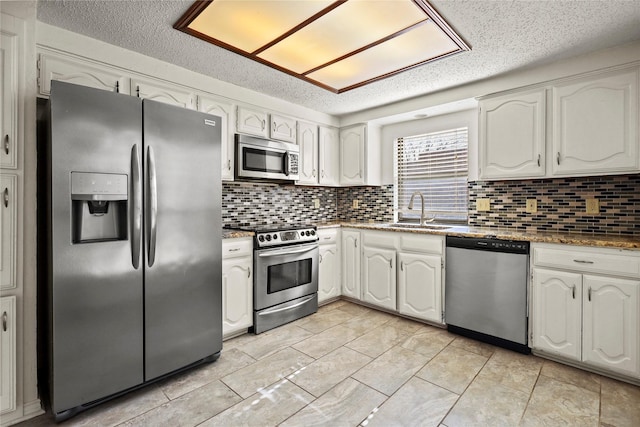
[36,0,640,117]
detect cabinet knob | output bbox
[3,134,9,155]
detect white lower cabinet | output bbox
[398,252,443,323]
[318,228,340,303]
[1,295,16,414]
[362,245,396,310]
[341,229,361,300]
[532,243,640,378]
[222,238,253,338]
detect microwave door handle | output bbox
[258,245,317,258]
[283,151,289,176]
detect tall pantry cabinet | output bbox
[0,4,44,426]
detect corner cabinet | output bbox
[532,243,640,379]
[552,68,639,176]
[222,238,253,338]
[198,95,235,181]
[479,89,546,179]
[341,229,361,300]
[318,228,340,303]
[318,125,340,186]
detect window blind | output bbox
[395,127,468,222]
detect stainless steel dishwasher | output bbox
[445,236,530,353]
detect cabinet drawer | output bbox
[399,233,444,255]
[362,230,397,248]
[222,238,253,259]
[318,228,338,244]
[533,245,640,278]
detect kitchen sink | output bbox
[386,223,452,230]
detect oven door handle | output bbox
[257,244,317,258]
[257,295,316,316]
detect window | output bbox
[395,127,468,223]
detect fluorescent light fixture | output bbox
[175,0,470,93]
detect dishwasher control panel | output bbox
[446,236,529,255]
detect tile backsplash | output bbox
[468,174,640,235]
[223,174,638,236]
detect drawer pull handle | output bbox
[4,134,9,155]
[588,287,592,302]
[573,259,594,264]
[319,254,323,263]
[3,187,8,208]
[2,311,6,332]
[400,261,404,271]
[323,236,331,240]
[247,267,251,278]
[572,285,576,299]
[556,152,561,165]
[389,258,392,268]
[228,248,240,252]
[537,154,540,167]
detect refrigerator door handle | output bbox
[147,146,158,267]
[131,144,142,269]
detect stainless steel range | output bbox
[239,224,319,334]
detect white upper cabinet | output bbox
[479,89,546,179]
[198,95,235,181]
[297,121,319,185]
[131,77,195,109]
[552,68,639,176]
[478,65,640,180]
[38,51,129,96]
[318,125,339,186]
[236,105,268,138]
[339,124,366,185]
[1,15,22,170]
[270,113,297,143]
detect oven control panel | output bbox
[255,227,317,247]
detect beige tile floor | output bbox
[20,300,640,427]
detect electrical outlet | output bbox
[586,198,600,214]
[352,199,359,209]
[476,198,491,211]
[526,199,537,213]
[313,198,320,209]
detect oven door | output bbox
[254,242,318,311]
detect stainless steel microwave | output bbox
[235,134,299,182]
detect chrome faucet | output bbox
[408,191,435,225]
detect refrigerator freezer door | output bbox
[142,100,222,380]
[48,81,144,414]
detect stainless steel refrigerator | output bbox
[43,81,222,420]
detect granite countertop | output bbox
[222,229,254,239]
[319,222,639,250]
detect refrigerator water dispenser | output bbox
[71,172,128,243]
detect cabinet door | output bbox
[1,16,21,169]
[341,230,361,299]
[0,295,16,414]
[479,89,546,179]
[297,121,318,185]
[0,175,16,290]
[318,243,340,303]
[339,124,365,185]
[318,125,339,186]
[270,113,297,143]
[398,252,442,323]
[237,106,268,138]
[532,268,582,360]
[362,246,396,310]
[131,77,195,109]
[583,275,639,377]
[198,95,235,181]
[222,256,253,336]
[552,69,639,176]
[38,51,129,96]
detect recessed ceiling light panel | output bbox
[175,0,470,93]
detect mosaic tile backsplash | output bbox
[468,174,640,235]
[222,174,638,236]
